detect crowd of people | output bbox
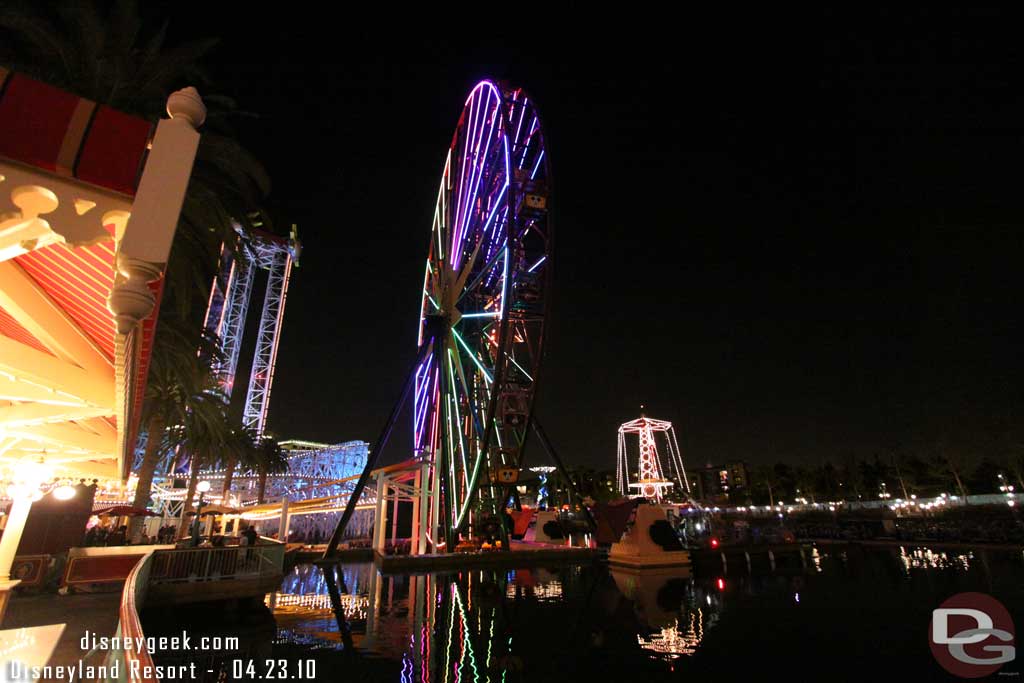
[81,522,261,547]
[82,524,133,546]
[285,527,326,545]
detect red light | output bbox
[710,538,719,549]
[717,578,725,591]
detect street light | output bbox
[0,458,55,584]
[52,485,76,501]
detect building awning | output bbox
[0,70,204,483]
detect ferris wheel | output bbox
[324,80,553,556]
[413,80,552,543]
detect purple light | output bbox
[518,115,539,170]
[455,87,501,270]
[513,97,529,150]
[452,86,482,264]
[530,149,545,180]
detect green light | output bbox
[447,349,470,488]
[452,329,493,383]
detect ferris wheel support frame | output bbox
[322,329,437,558]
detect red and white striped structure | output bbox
[617,414,690,502]
[0,69,205,484]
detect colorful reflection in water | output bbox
[147,545,1024,681]
[267,563,719,680]
[262,544,1024,683]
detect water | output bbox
[147,544,1024,681]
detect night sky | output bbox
[162,8,1023,470]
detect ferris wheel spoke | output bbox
[442,346,472,490]
[512,98,528,153]
[458,240,507,306]
[453,89,498,268]
[450,328,493,384]
[530,149,546,181]
[445,340,494,526]
[452,91,480,257]
[517,115,539,170]
[446,333,491,442]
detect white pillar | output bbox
[430,456,441,551]
[418,463,429,554]
[279,497,290,541]
[410,466,422,555]
[0,496,32,580]
[373,472,388,553]
[390,485,400,544]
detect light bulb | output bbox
[53,485,76,501]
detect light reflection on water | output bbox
[898,545,973,571]
[267,562,721,679]
[261,544,1024,681]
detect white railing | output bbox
[103,539,285,682]
[148,538,285,584]
[104,551,158,683]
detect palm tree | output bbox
[220,424,259,500]
[935,438,970,499]
[171,396,235,539]
[127,322,223,541]
[254,436,288,504]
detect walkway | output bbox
[2,591,120,673]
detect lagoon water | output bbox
[146,545,1024,681]
[271,546,1024,681]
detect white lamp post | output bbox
[0,459,54,582]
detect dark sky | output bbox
[162,8,1023,470]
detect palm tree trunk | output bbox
[951,467,968,499]
[129,414,164,542]
[257,467,269,504]
[177,456,201,540]
[222,454,237,500]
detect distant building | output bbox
[514,467,618,508]
[692,462,750,503]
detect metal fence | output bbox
[149,540,285,584]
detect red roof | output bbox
[14,230,118,360]
[0,71,153,195]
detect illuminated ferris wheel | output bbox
[617,413,690,502]
[413,80,552,545]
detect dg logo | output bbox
[930,592,1016,678]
